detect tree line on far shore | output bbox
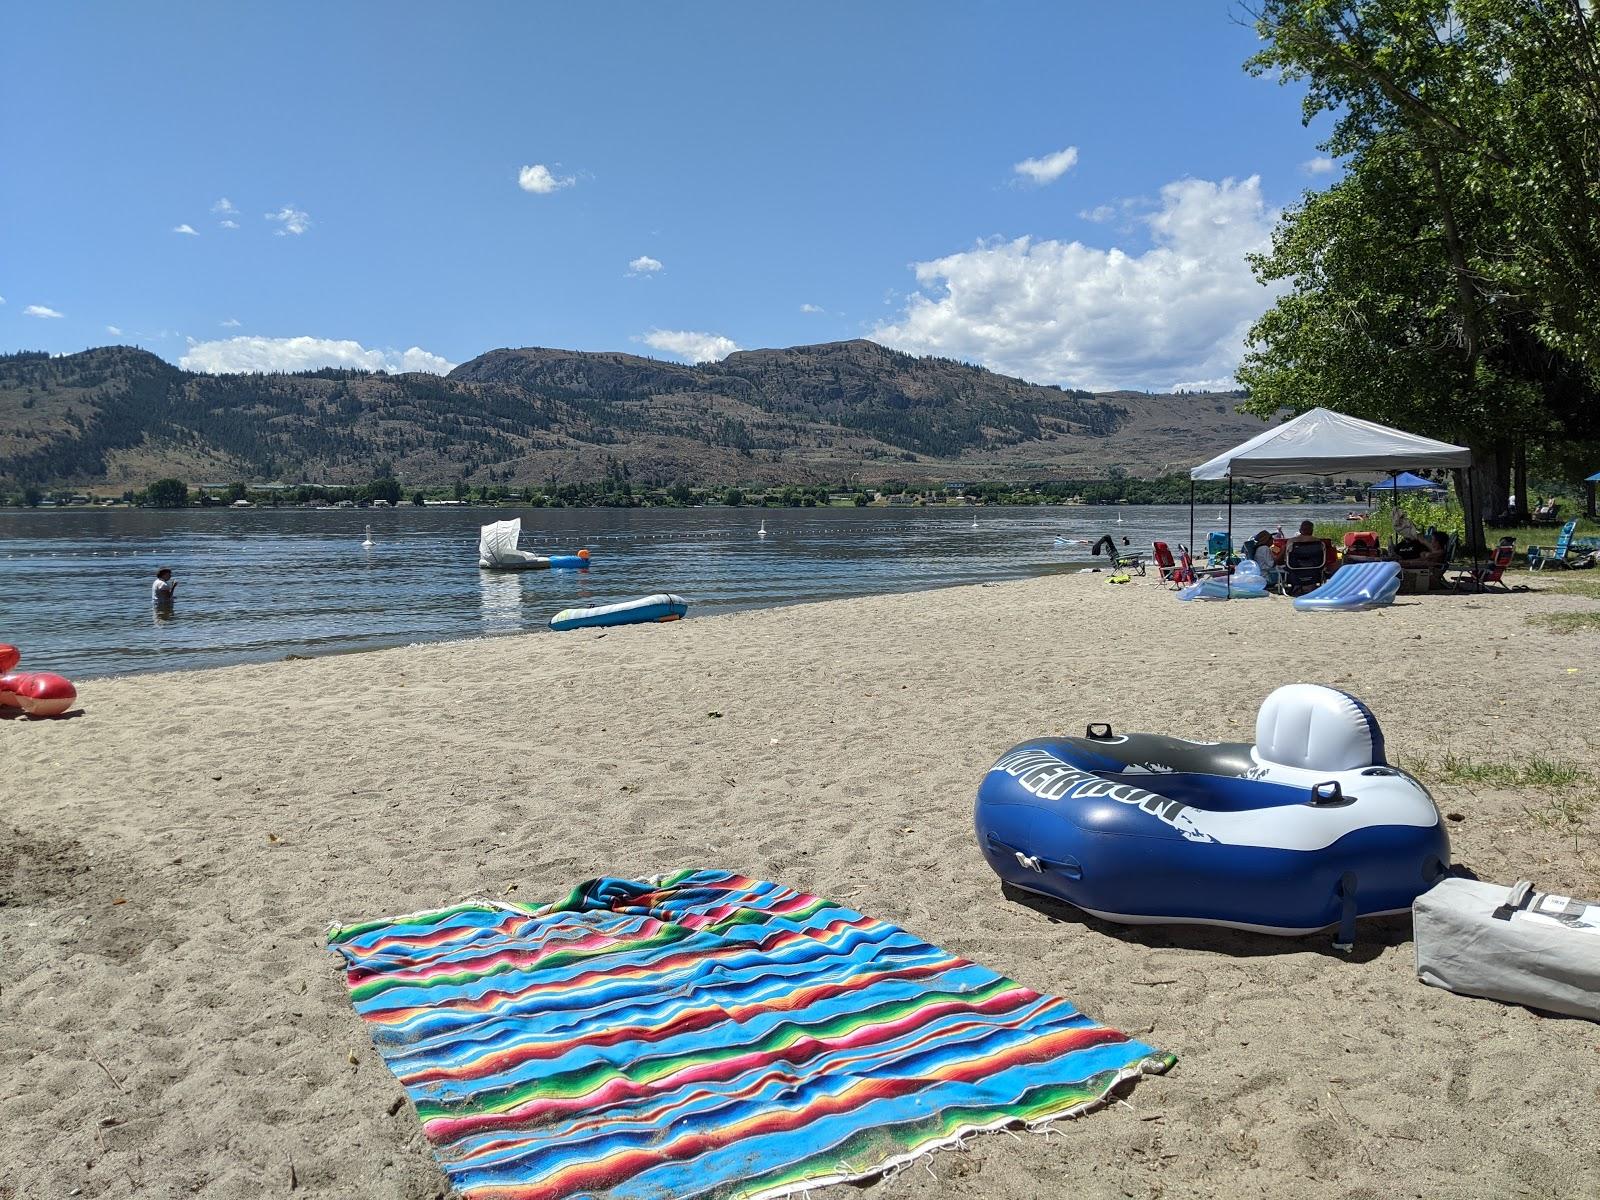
[4,471,1400,511]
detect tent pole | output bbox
[1466,469,1479,576]
[1226,475,1233,600]
[1188,478,1195,566]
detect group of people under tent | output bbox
[1239,518,1450,595]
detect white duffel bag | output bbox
[1414,878,1600,1022]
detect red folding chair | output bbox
[1452,542,1515,593]
[1153,541,1187,586]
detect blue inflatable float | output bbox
[1294,561,1401,611]
[1177,557,1270,601]
[974,684,1448,945]
[549,593,688,631]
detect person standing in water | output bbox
[152,567,177,607]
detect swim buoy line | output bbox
[974,684,1447,947]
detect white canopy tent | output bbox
[1191,407,1472,481]
[1186,408,1474,592]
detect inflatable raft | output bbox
[0,644,77,718]
[1294,561,1400,611]
[974,684,1448,945]
[1177,557,1270,600]
[549,593,688,632]
[478,519,591,571]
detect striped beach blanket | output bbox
[328,869,1174,1200]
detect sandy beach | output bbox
[4,570,1599,1199]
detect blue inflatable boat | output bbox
[1294,561,1401,611]
[975,684,1448,945]
[549,593,688,632]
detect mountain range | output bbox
[0,340,1268,490]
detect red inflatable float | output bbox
[0,644,78,718]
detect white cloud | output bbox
[1080,204,1116,223]
[265,205,311,235]
[1013,146,1079,186]
[107,325,123,335]
[212,197,237,214]
[800,303,824,314]
[173,223,199,236]
[517,164,575,194]
[0,294,6,305]
[871,175,1281,392]
[627,255,664,275]
[220,219,239,230]
[221,317,241,328]
[24,304,64,319]
[179,335,456,375]
[1302,156,1336,175]
[638,329,739,363]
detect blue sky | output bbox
[1,2,1333,391]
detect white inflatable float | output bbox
[479,519,590,571]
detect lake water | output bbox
[0,503,1350,678]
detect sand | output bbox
[3,570,1599,1199]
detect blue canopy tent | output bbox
[1368,471,1444,494]
[1586,470,1600,518]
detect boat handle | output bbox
[1085,722,1115,740]
[986,835,1082,879]
[1309,780,1346,806]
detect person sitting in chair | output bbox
[1287,519,1319,545]
[1397,530,1450,574]
[1241,528,1285,590]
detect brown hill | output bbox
[0,340,1268,490]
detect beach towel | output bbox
[328,869,1174,1200]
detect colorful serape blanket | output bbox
[328,869,1174,1200]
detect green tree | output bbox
[22,485,43,507]
[225,482,248,503]
[146,478,189,508]
[723,486,744,506]
[1241,0,1600,541]
[411,490,426,506]
[368,476,402,504]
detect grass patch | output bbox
[1521,790,1598,850]
[1540,573,1600,600]
[1530,611,1600,634]
[1398,751,1590,790]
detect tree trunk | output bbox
[1456,446,1508,556]
[1513,440,1529,522]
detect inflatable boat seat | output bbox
[1253,683,1386,772]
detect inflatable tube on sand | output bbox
[974,683,1447,942]
[0,646,77,718]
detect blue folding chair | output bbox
[1528,520,1578,570]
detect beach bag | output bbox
[1413,878,1600,1022]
